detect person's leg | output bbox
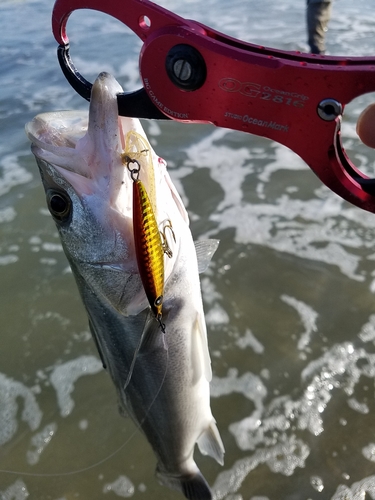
[307,1,332,54]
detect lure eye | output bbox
[46,189,72,223]
[154,295,163,307]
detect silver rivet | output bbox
[317,99,342,121]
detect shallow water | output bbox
[1,0,375,499]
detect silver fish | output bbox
[26,72,224,500]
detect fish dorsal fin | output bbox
[194,240,220,274]
[191,313,212,383]
[197,421,225,465]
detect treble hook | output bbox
[160,219,176,258]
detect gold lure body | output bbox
[121,131,165,322]
[132,177,164,320]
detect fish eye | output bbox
[46,189,72,223]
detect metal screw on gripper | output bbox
[173,59,192,81]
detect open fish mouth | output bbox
[25,73,160,217]
[26,110,88,152]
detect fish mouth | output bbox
[26,110,88,152]
[25,73,121,191]
[25,72,123,164]
[25,73,152,206]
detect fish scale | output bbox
[132,177,164,320]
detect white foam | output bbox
[281,295,318,351]
[39,258,57,266]
[50,356,103,417]
[235,328,264,354]
[214,312,375,497]
[211,368,267,403]
[358,315,375,343]
[26,422,57,465]
[258,145,307,183]
[28,86,77,114]
[184,128,253,210]
[331,475,375,499]
[79,419,89,430]
[310,476,324,492]
[347,397,369,414]
[0,152,32,197]
[201,276,223,305]
[0,207,16,223]
[0,255,18,265]
[181,128,375,281]
[0,373,42,446]
[212,435,309,499]
[103,475,135,497]
[146,121,162,138]
[209,197,364,281]
[211,369,267,451]
[0,479,29,500]
[205,303,230,326]
[32,311,70,329]
[41,243,63,252]
[117,59,142,92]
[362,444,375,463]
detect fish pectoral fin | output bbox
[117,398,129,418]
[194,240,220,274]
[124,311,167,391]
[88,319,107,370]
[156,466,213,500]
[137,311,168,355]
[125,288,149,316]
[197,421,225,466]
[192,313,212,382]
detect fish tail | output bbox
[157,468,212,500]
[181,473,212,500]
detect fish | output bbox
[26,72,224,500]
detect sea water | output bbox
[0,0,375,498]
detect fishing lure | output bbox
[121,132,165,330]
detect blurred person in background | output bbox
[306,0,333,54]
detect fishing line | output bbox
[0,318,170,478]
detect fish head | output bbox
[25,72,174,315]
